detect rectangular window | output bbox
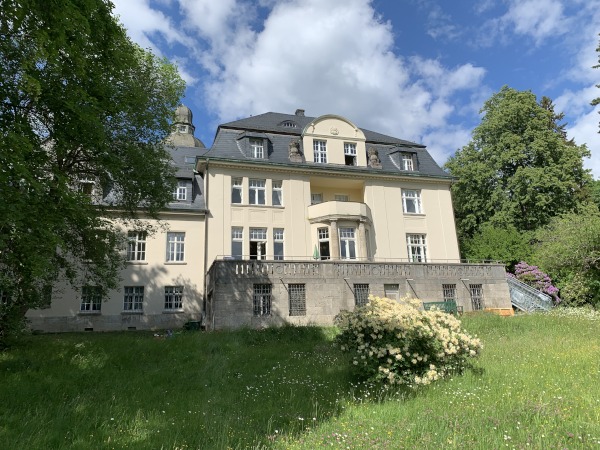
[166,232,185,262]
[232,178,243,204]
[164,286,183,310]
[443,284,457,303]
[313,140,327,163]
[470,284,484,310]
[123,286,144,312]
[273,228,284,261]
[311,193,323,204]
[127,231,147,261]
[339,227,357,260]
[289,284,306,316]
[354,284,370,307]
[384,284,399,301]
[232,227,243,259]
[401,153,415,171]
[249,227,267,260]
[253,284,271,316]
[80,286,102,312]
[249,179,266,205]
[272,180,283,206]
[344,142,357,166]
[406,234,427,263]
[250,138,264,158]
[402,189,422,214]
[173,180,187,201]
[335,194,349,202]
[318,227,330,260]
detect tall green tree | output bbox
[0,0,185,345]
[445,87,591,246]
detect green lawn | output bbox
[1,310,600,449]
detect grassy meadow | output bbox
[1,309,600,449]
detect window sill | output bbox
[126,261,148,265]
[165,261,187,265]
[232,204,285,209]
[163,309,184,314]
[78,311,101,315]
[403,213,426,217]
[121,311,143,315]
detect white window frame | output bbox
[406,234,427,263]
[339,227,357,260]
[173,180,187,201]
[80,286,102,312]
[164,286,184,311]
[249,179,266,205]
[313,140,327,163]
[123,286,144,312]
[402,153,415,171]
[250,227,267,260]
[127,231,147,261]
[344,142,357,166]
[232,227,243,259]
[273,228,284,261]
[335,194,349,202]
[311,193,323,204]
[249,138,264,159]
[272,180,283,206]
[402,189,422,214]
[232,177,243,204]
[166,232,185,262]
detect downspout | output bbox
[202,158,211,329]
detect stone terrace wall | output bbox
[205,260,511,330]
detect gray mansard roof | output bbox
[204,112,450,179]
[165,145,208,211]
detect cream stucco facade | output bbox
[27,108,512,332]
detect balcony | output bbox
[307,201,372,224]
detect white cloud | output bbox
[190,0,486,148]
[567,105,600,179]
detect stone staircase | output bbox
[506,276,553,312]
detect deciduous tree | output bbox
[445,86,591,244]
[0,0,185,345]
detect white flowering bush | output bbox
[335,295,482,386]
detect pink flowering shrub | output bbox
[511,261,561,304]
[334,296,482,387]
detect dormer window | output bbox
[250,138,264,159]
[173,180,187,201]
[344,143,357,166]
[313,140,327,163]
[280,120,298,128]
[401,153,416,171]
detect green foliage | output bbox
[0,0,185,344]
[462,224,534,270]
[335,296,482,386]
[533,205,600,306]
[592,34,599,132]
[445,86,591,242]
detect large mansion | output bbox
[27,106,512,332]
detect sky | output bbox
[112,0,600,178]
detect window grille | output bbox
[123,286,144,311]
[470,284,484,310]
[164,286,183,310]
[442,284,457,302]
[318,228,329,240]
[354,284,370,307]
[253,284,272,316]
[288,284,306,316]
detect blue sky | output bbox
[112,0,600,177]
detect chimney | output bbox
[295,108,305,116]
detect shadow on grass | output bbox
[0,325,416,449]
